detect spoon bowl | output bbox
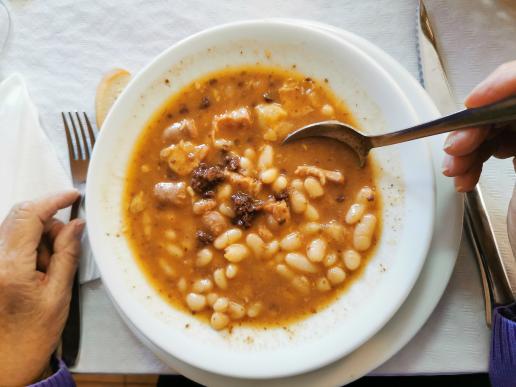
[283,96,516,166]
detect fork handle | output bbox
[371,96,516,148]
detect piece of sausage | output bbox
[153,182,188,205]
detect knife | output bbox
[417,0,514,326]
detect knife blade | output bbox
[417,0,514,326]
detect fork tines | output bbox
[62,112,96,161]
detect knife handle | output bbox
[466,187,514,309]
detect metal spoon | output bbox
[283,96,516,167]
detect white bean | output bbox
[165,243,184,259]
[158,258,176,277]
[217,183,232,201]
[210,312,230,330]
[192,278,213,294]
[301,222,322,235]
[290,190,308,213]
[224,243,249,262]
[272,175,288,192]
[213,297,229,312]
[196,248,213,267]
[285,253,319,273]
[214,228,243,250]
[306,238,327,262]
[164,229,177,240]
[246,233,265,257]
[266,214,280,230]
[185,293,206,312]
[225,263,238,279]
[260,168,279,184]
[291,275,310,295]
[257,145,274,170]
[244,148,256,160]
[291,178,304,191]
[323,252,338,267]
[247,302,263,318]
[264,240,280,258]
[345,203,365,225]
[304,204,320,221]
[213,268,228,289]
[177,277,187,293]
[356,186,375,204]
[206,292,219,307]
[327,267,346,285]
[276,263,295,279]
[304,177,324,198]
[323,220,346,242]
[228,301,246,319]
[353,214,377,251]
[280,232,302,251]
[321,104,335,117]
[343,249,362,270]
[219,202,235,218]
[239,156,254,176]
[192,199,217,215]
[316,277,331,291]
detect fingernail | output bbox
[74,219,86,237]
[441,157,450,175]
[444,136,455,150]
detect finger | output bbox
[465,61,516,108]
[36,238,52,272]
[36,219,65,272]
[454,162,483,192]
[492,129,516,159]
[443,127,490,156]
[46,219,85,294]
[0,190,79,264]
[442,152,479,177]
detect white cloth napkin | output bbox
[0,74,99,283]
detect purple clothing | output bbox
[490,302,516,387]
[28,358,75,387]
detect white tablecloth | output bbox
[1,0,515,376]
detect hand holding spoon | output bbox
[283,96,516,167]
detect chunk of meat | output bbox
[196,230,214,245]
[221,151,240,172]
[192,199,217,215]
[153,182,188,205]
[263,200,291,225]
[191,163,225,197]
[231,191,264,229]
[224,170,262,196]
[212,107,252,133]
[162,118,198,143]
[254,103,287,130]
[129,191,146,213]
[160,140,208,176]
[295,165,345,185]
[202,211,229,236]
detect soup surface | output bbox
[123,66,381,330]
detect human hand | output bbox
[0,191,83,386]
[442,60,516,192]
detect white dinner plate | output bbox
[130,19,463,386]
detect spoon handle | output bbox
[371,96,516,148]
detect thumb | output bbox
[465,61,516,108]
[46,219,85,294]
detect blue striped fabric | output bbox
[28,359,75,387]
[490,302,516,387]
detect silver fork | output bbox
[61,112,96,366]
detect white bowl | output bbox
[86,20,435,379]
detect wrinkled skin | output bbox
[0,191,84,386]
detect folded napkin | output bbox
[0,74,99,283]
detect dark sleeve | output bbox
[28,358,75,387]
